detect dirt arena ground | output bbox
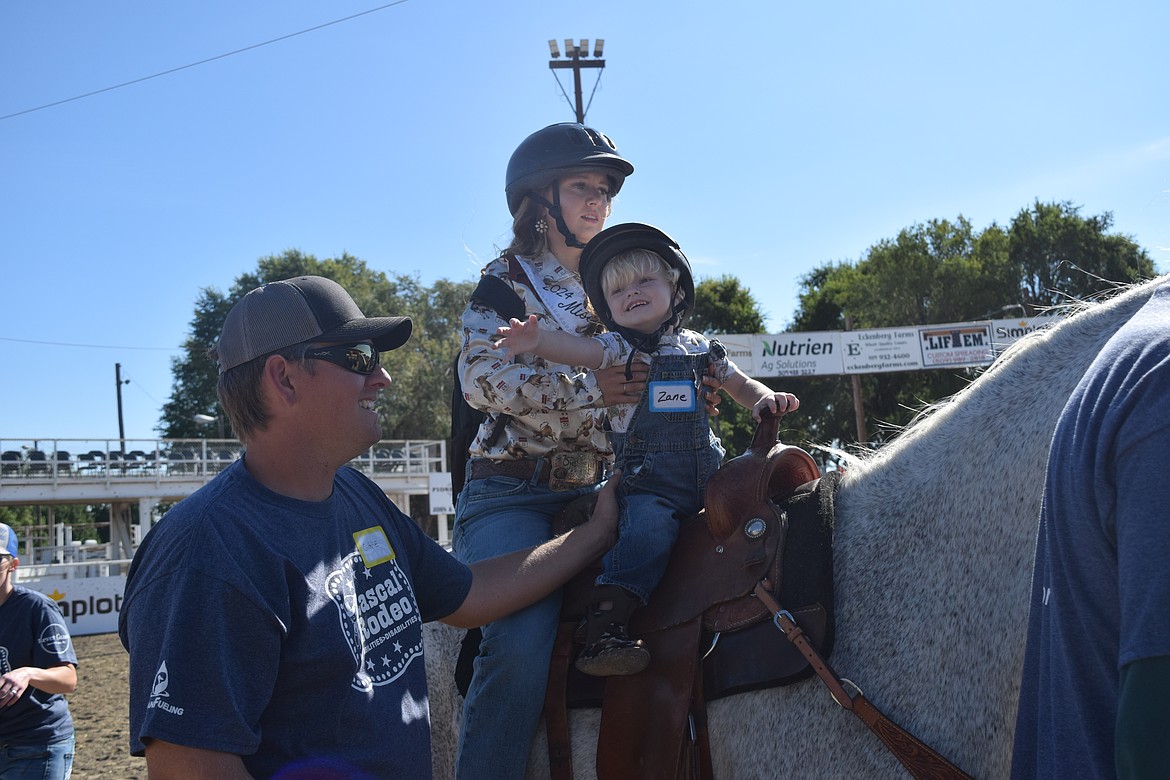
[68,632,146,779]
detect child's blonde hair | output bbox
[600,248,681,299]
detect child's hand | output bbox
[752,392,800,422]
[495,315,540,358]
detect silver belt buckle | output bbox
[548,452,602,492]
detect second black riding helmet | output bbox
[579,223,696,358]
[505,123,635,216]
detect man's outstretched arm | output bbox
[442,476,619,628]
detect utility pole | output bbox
[843,316,868,445]
[548,38,605,123]
[115,363,130,453]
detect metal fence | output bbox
[0,437,446,486]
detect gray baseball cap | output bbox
[213,276,413,373]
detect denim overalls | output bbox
[598,347,726,602]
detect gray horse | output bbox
[425,277,1161,779]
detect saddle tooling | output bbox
[545,412,830,779]
[540,410,974,780]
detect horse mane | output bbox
[799,276,1164,776]
[842,277,1158,483]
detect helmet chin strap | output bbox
[526,187,586,249]
[609,299,689,380]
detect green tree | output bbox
[158,250,474,442]
[158,287,232,438]
[691,275,766,334]
[1009,200,1154,308]
[782,201,1154,450]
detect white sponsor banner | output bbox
[919,322,995,368]
[989,315,1060,351]
[715,334,757,375]
[841,328,922,374]
[24,575,125,637]
[751,332,842,378]
[730,314,1062,379]
[429,473,454,516]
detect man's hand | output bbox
[447,471,623,629]
[590,471,622,549]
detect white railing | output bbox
[0,437,446,485]
[1,437,450,579]
[20,557,134,582]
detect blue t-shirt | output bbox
[1012,281,1170,778]
[119,459,473,779]
[0,586,77,746]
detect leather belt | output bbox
[469,458,550,483]
[469,453,607,491]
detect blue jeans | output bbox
[452,468,598,780]
[601,445,722,602]
[603,349,724,602]
[0,735,74,780]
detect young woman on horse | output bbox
[451,122,642,780]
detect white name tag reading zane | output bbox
[648,380,696,413]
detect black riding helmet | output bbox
[505,123,634,247]
[579,223,696,359]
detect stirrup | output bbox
[575,633,650,677]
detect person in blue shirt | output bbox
[0,522,79,780]
[1011,278,1170,779]
[119,275,618,780]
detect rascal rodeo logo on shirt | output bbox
[326,526,423,692]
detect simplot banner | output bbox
[24,575,125,637]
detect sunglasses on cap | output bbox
[304,343,381,375]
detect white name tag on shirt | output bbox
[648,380,696,412]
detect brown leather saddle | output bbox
[544,412,837,779]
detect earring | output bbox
[534,218,549,234]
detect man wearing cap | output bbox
[118,276,618,780]
[0,522,79,780]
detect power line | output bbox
[0,337,181,351]
[126,375,164,408]
[0,0,411,122]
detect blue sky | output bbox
[2,0,1167,443]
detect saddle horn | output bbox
[704,409,820,541]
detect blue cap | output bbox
[0,523,17,558]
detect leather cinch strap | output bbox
[752,581,974,780]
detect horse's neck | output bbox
[835,281,1157,603]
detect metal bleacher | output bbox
[1,436,453,579]
[0,437,446,506]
